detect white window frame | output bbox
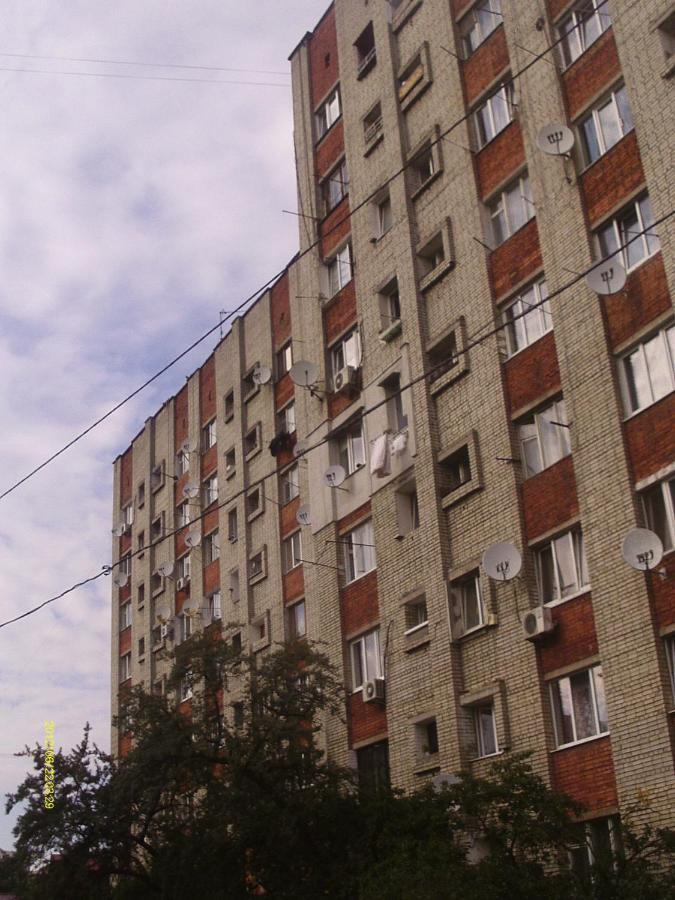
[374,193,393,238]
[177,554,191,582]
[202,473,218,507]
[178,611,192,643]
[344,520,377,583]
[336,421,366,476]
[122,504,134,527]
[176,501,191,529]
[473,703,499,758]
[536,529,589,606]
[642,477,675,552]
[619,323,675,416]
[579,83,634,165]
[404,596,428,635]
[557,0,611,69]
[208,590,222,622]
[277,342,293,378]
[488,173,534,245]
[315,87,341,140]
[277,401,296,435]
[282,531,303,573]
[349,628,382,691]
[518,398,571,478]
[119,554,132,577]
[596,194,660,273]
[119,652,131,682]
[330,326,361,378]
[503,279,552,356]
[450,573,486,635]
[287,599,307,639]
[227,507,238,542]
[202,419,216,451]
[204,530,220,565]
[461,0,503,57]
[176,449,190,476]
[281,464,300,504]
[327,244,353,297]
[549,665,608,748]
[321,158,349,215]
[474,81,514,149]
[120,600,132,631]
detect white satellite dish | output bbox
[158,560,174,578]
[251,364,272,386]
[536,123,575,156]
[324,465,347,488]
[585,260,627,296]
[180,438,198,454]
[296,505,312,526]
[113,571,129,588]
[482,542,522,582]
[293,440,309,459]
[290,360,319,388]
[182,482,199,500]
[621,528,663,571]
[431,772,460,793]
[185,529,202,549]
[112,523,125,537]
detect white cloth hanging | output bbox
[370,432,391,477]
[391,431,408,456]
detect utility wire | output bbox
[0,0,621,503]
[0,66,289,87]
[1,212,670,632]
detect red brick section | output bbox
[203,508,219,535]
[537,594,598,674]
[175,589,189,616]
[342,570,379,635]
[463,26,509,107]
[551,736,618,810]
[328,386,359,419]
[308,4,338,108]
[276,440,297,471]
[504,331,561,415]
[118,582,131,604]
[547,0,572,21]
[280,496,301,537]
[602,253,670,351]
[475,122,525,200]
[489,218,543,300]
[324,281,357,344]
[119,531,132,558]
[283,565,305,603]
[651,554,675,629]
[450,0,474,18]
[175,385,188,448]
[348,692,387,746]
[271,270,291,350]
[522,455,579,542]
[200,356,216,424]
[315,119,345,179]
[320,196,351,258]
[201,445,218,480]
[119,625,132,655]
[120,447,133,505]
[175,526,188,560]
[562,30,620,121]
[624,393,675,483]
[274,373,295,411]
[581,132,644,226]
[204,559,220,597]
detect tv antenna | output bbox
[482,542,522,582]
[185,529,202,549]
[621,528,663,571]
[536,123,574,157]
[179,438,198,455]
[296,504,312,526]
[290,360,324,399]
[251,364,272,386]
[585,260,627,296]
[323,465,348,491]
[157,561,175,579]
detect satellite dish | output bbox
[482,542,522,582]
[324,465,346,488]
[432,772,460,793]
[113,571,129,588]
[112,523,125,537]
[290,360,318,388]
[252,364,272,386]
[296,505,312,526]
[158,561,174,578]
[180,438,198,454]
[182,482,199,500]
[293,440,309,459]
[621,528,663,571]
[536,123,575,156]
[585,260,627,296]
[185,529,202,549]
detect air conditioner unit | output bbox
[522,606,555,641]
[363,678,385,704]
[333,365,358,393]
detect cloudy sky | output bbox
[0,0,323,849]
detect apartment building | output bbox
[112,0,675,852]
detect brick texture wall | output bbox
[538,594,598,674]
[271,271,291,349]
[321,196,351,257]
[581,132,644,226]
[603,253,670,350]
[551,735,618,809]
[504,331,561,415]
[562,30,620,120]
[522,455,579,541]
[308,4,339,107]
[475,122,525,199]
[200,356,216,424]
[490,218,543,300]
[624,393,675,483]
[463,26,509,106]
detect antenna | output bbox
[182,482,199,500]
[112,571,129,588]
[585,260,627,296]
[289,360,319,388]
[621,528,663,571]
[157,560,174,579]
[482,542,522,582]
[180,438,198,455]
[251,364,272,386]
[185,529,202,549]
[536,123,575,157]
[324,465,347,490]
[296,505,312,526]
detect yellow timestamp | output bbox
[43,720,55,809]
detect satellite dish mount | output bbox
[482,542,523,582]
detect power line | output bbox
[0,65,289,87]
[1,213,670,632]
[0,0,619,502]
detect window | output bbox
[224,446,236,477]
[474,82,515,149]
[282,531,303,572]
[281,464,300,503]
[405,596,428,633]
[119,554,132,578]
[204,530,220,565]
[287,599,307,639]
[246,486,262,519]
[579,84,634,165]
[337,421,366,475]
[550,665,608,747]
[203,473,218,507]
[350,628,382,690]
[315,87,341,140]
[330,327,361,379]
[460,0,502,57]
[569,816,623,880]
[363,101,383,149]
[415,719,439,757]
[180,670,193,702]
[344,520,377,583]
[378,277,401,336]
[488,173,534,245]
[321,159,349,215]
[233,701,245,728]
[503,279,552,355]
[224,390,235,422]
[244,424,260,457]
[427,328,459,385]
[355,21,376,78]
[374,192,392,239]
[251,611,269,647]
[202,419,216,451]
[227,507,238,542]
[120,601,132,631]
[642,477,675,552]
[137,481,145,508]
[138,637,145,658]
[137,582,145,607]
[620,323,674,414]
[597,194,660,272]
[557,0,611,69]
[440,444,471,494]
[357,741,390,793]
[383,373,407,432]
[249,550,265,580]
[229,568,240,603]
[137,531,145,559]
[176,449,190,475]
[150,571,164,595]
[151,512,164,542]
[277,401,296,434]
[208,590,222,622]
[242,367,259,401]
[518,398,571,477]
[119,652,131,682]
[418,232,445,278]
[326,244,353,297]
[276,342,293,378]
[178,611,192,643]
[409,139,438,194]
[536,529,589,604]
[151,461,165,492]
[473,703,498,757]
[397,45,431,110]
[176,501,191,529]
[122,504,134,527]
[448,572,486,635]
[657,9,675,63]
[177,554,191,583]
[665,635,675,704]
[396,484,420,536]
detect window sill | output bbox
[551,731,609,754]
[419,259,454,293]
[392,0,423,32]
[414,752,440,774]
[225,467,237,481]
[245,446,261,463]
[399,75,432,113]
[442,479,481,509]
[410,168,442,201]
[321,279,353,309]
[364,130,384,157]
[522,451,572,482]
[452,616,498,643]
[224,412,234,424]
[344,567,377,587]
[662,56,675,79]
[247,507,264,524]
[469,750,504,763]
[242,385,260,404]
[428,361,468,397]
[622,384,675,423]
[559,28,612,75]
[544,587,591,609]
[405,624,430,652]
[378,319,403,343]
[460,22,504,56]
[249,570,267,586]
[504,326,554,361]
[578,127,635,176]
[357,53,377,80]
[314,115,343,148]
[370,228,392,246]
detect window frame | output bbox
[208,590,222,623]
[549,664,608,748]
[517,397,571,478]
[176,501,191,529]
[665,635,675,705]
[119,652,131,683]
[336,420,366,476]
[449,572,486,637]
[641,476,675,552]
[349,627,382,691]
[326,244,353,297]
[120,600,132,631]
[315,86,341,141]
[320,158,349,216]
[344,520,377,584]
[277,400,296,435]
[202,472,218,507]
[203,530,220,565]
[557,0,611,70]
[596,194,660,274]
[619,323,675,417]
[503,278,552,356]
[579,83,634,166]
[535,528,589,606]
[473,702,499,758]
[460,0,503,58]
[488,173,534,245]
[474,81,515,149]
[404,595,428,635]
[280,464,300,504]
[202,419,216,452]
[286,599,307,639]
[282,530,303,573]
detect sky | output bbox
[0,0,324,850]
